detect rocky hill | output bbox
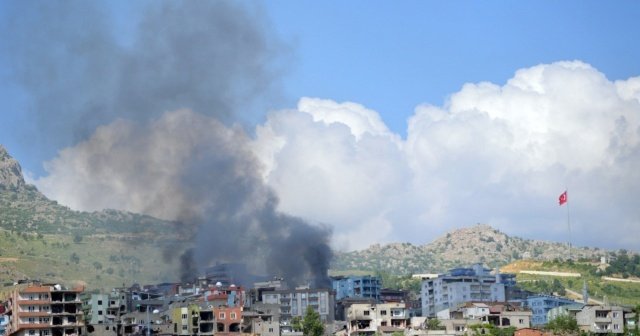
[332,224,609,274]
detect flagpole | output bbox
[566,188,571,260]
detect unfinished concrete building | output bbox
[5,283,84,336]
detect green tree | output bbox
[69,252,80,264]
[546,314,578,335]
[301,307,324,336]
[291,316,302,332]
[426,318,443,330]
[469,323,515,336]
[73,234,83,243]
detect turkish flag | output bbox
[558,191,568,206]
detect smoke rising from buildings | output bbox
[3,1,332,286]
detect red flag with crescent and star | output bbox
[558,191,567,206]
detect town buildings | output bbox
[420,264,509,317]
[0,263,637,336]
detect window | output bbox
[614,324,620,330]
[98,300,103,305]
[219,313,225,320]
[28,330,35,335]
[28,306,35,312]
[381,310,387,316]
[98,310,103,315]
[43,330,50,336]
[110,301,115,305]
[364,310,370,316]
[519,319,524,324]
[181,314,187,319]
[230,313,236,320]
[182,325,188,330]
[268,328,274,332]
[613,312,619,318]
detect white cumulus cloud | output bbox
[255,61,640,250]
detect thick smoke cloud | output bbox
[6,1,331,285]
[2,1,281,142]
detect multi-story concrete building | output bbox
[261,287,334,333]
[576,305,630,334]
[420,264,508,317]
[171,304,199,336]
[243,303,280,336]
[520,295,576,326]
[213,306,242,336]
[345,302,407,336]
[332,276,381,302]
[479,303,531,329]
[5,283,84,336]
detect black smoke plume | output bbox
[2,1,332,287]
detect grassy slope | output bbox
[502,260,640,306]
[0,228,184,296]
[0,181,191,293]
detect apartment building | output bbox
[479,303,531,329]
[421,264,507,317]
[261,287,334,333]
[576,305,630,334]
[332,276,381,302]
[520,294,576,326]
[243,303,280,336]
[345,302,407,336]
[213,306,242,336]
[171,304,200,336]
[5,283,84,336]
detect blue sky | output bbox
[263,1,640,133]
[1,1,640,250]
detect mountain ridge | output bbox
[332,224,611,274]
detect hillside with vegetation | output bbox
[502,257,640,306]
[0,145,188,292]
[332,224,609,274]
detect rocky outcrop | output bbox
[0,144,26,190]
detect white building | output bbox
[421,264,507,317]
[345,302,407,336]
[261,286,334,333]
